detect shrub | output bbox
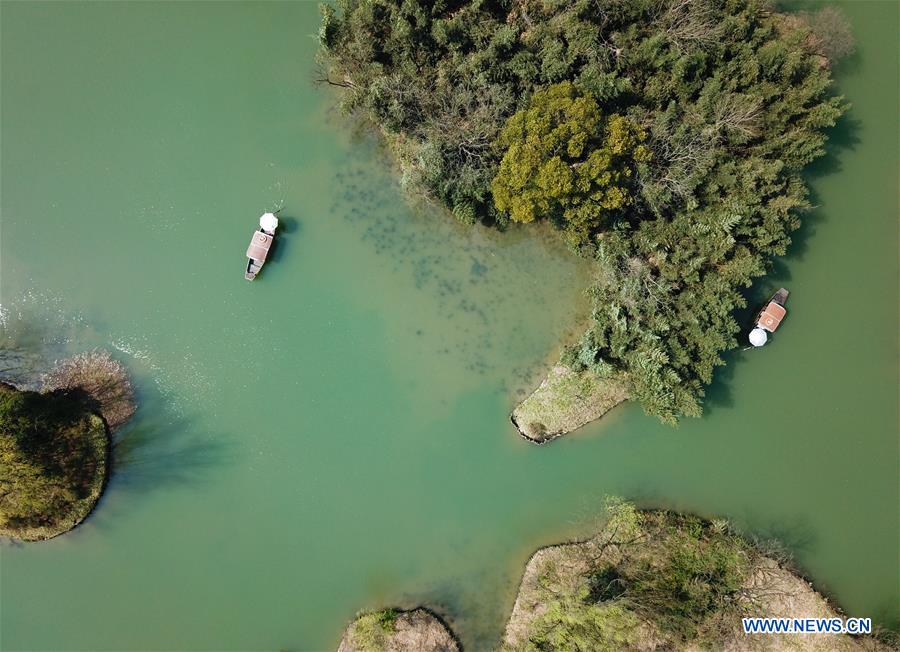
[349,609,397,652]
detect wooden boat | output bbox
[245,213,279,281]
[748,288,789,347]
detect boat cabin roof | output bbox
[757,301,786,332]
[246,230,273,262]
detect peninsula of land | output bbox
[511,366,628,442]
[318,0,854,436]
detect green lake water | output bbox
[0,2,896,650]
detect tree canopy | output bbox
[318,0,850,422]
[492,82,650,247]
[0,384,107,537]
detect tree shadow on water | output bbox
[104,382,232,497]
[741,512,818,559]
[60,401,233,539]
[700,352,738,414]
[786,109,862,262]
[110,414,230,493]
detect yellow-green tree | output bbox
[491,82,649,247]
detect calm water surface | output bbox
[1,2,897,650]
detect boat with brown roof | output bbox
[748,288,789,347]
[245,212,279,281]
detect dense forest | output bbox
[317,0,851,422]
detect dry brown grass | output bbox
[337,609,458,652]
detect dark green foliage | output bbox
[317,0,519,224]
[587,565,626,603]
[563,1,847,423]
[319,0,849,422]
[0,385,105,531]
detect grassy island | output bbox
[0,350,134,541]
[337,608,459,652]
[0,384,109,541]
[318,0,852,430]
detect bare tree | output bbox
[802,6,855,62]
[43,350,135,431]
[660,0,725,52]
[705,94,763,141]
[313,63,356,89]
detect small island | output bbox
[0,351,134,541]
[337,608,459,652]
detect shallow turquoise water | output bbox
[1,2,897,650]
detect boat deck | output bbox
[756,288,790,332]
[246,231,273,262]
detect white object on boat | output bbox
[259,212,279,234]
[749,327,768,347]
